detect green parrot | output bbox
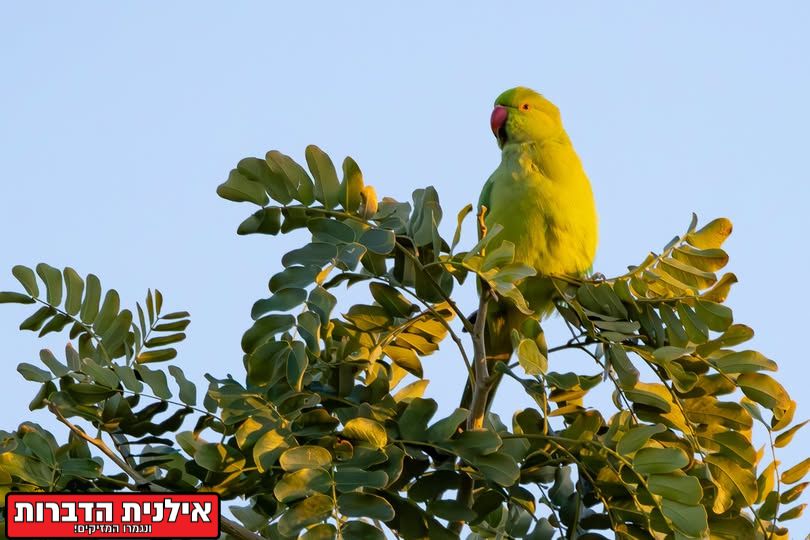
[468,86,598,409]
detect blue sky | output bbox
[2,1,809,531]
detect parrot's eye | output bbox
[521,103,530,111]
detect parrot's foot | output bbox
[590,272,606,282]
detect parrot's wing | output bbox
[478,177,493,211]
[477,176,495,240]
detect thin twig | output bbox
[47,402,266,540]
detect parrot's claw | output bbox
[590,272,606,282]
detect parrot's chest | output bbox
[485,148,597,277]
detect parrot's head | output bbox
[490,87,563,148]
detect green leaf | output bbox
[398,397,438,440]
[339,156,363,213]
[648,474,702,505]
[12,265,39,296]
[694,299,733,332]
[168,366,197,406]
[712,350,777,374]
[369,282,414,318]
[274,468,331,503]
[36,263,62,306]
[251,288,307,319]
[59,457,102,479]
[451,429,501,460]
[633,447,689,474]
[778,504,806,521]
[136,365,172,399]
[609,345,639,388]
[253,429,291,473]
[661,499,708,537]
[267,150,316,205]
[427,499,476,522]
[308,218,355,244]
[517,338,547,376]
[93,289,120,335]
[100,309,133,352]
[342,418,387,449]
[338,493,395,521]
[737,373,789,411]
[241,315,296,353]
[340,522,385,540]
[81,358,119,388]
[217,168,268,205]
[617,423,666,455]
[305,145,340,209]
[237,207,282,235]
[39,349,69,377]
[336,242,366,270]
[0,291,34,304]
[80,274,101,324]
[280,446,332,472]
[781,458,810,485]
[481,240,515,272]
[237,156,293,204]
[17,362,52,382]
[301,524,338,540]
[194,442,245,473]
[269,265,321,293]
[19,306,55,331]
[283,243,338,268]
[287,341,309,392]
[63,267,84,316]
[22,431,55,465]
[707,430,756,467]
[66,383,117,404]
[781,482,809,504]
[426,408,469,442]
[277,493,333,537]
[471,452,520,487]
[38,312,71,337]
[334,467,388,491]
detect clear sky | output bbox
[2,1,809,532]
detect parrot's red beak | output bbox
[490,105,508,144]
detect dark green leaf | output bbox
[274,468,332,503]
[338,493,395,521]
[251,288,307,319]
[633,447,689,474]
[63,267,84,316]
[36,263,62,306]
[277,493,333,537]
[0,291,34,304]
[168,366,196,406]
[12,265,38,296]
[216,168,268,206]
[17,362,52,382]
[359,228,396,255]
[282,242,337,267]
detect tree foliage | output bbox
[0,145,807,539]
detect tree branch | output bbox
[47,402,266,540]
